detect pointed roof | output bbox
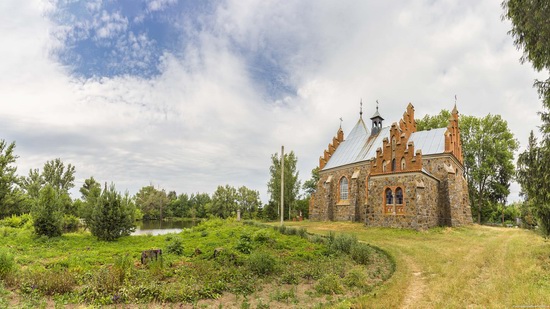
[370,105,384,120]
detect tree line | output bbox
[0,143,316,240]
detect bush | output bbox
[248,251,276,276]
[314,273,344,295]
[343,267,370,291]
[0,249,15,280]
[166,238,184,256]
[328,233,357,254]
[63,214,81,232]
[235,234,253,254]
[350,243,373,265]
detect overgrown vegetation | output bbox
[0,217,393,307]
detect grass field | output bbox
[0,219,393,308]
[283,221,550,308]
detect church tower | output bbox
[370,103,384,135]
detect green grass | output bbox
[0,218,393,308]
[283,221,550,308]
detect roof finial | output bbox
[453,95,458,114]
[376,99,379,111]
[339,117,343,128]
[360,99,363,118]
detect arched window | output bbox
[385,188,393,205]
[401,157,406,170]
[392,159,396,171]
[339,177,349,200]
[382,160,386,172]
[396,187,403,204]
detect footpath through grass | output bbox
[283,221,550,308]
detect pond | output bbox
[132,220,200,236]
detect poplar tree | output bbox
[266,151,301,220]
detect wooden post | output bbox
[281,146,284,226]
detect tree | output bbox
[32,185,63,237]
[89,183,136,241]
[210,185,238,219]
[78,177,101,225]
[416,110,451,131]
[0,140,25,218]
[417,111,518,223]
[189,192,211,218]
[503,0,550,114]
[517,131,550,236]
[134,185,169,220]
[236,186,261,219]
[461,115,518,224]
[302,167,320,196]
[168,193,190,218]
[20,168,44,200]
[267,151,301,221]
[21,159,76,214]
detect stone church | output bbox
[309,103,473,229]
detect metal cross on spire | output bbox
[339,117,343,128]
[360,99,363,118]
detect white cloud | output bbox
[0,0,545,204]
[146,0,177,13]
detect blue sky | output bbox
[0,0,547,202]
[49,0,295,99]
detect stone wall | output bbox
[311,163,370,222]
[366,172,440,230]
[423,155,473,226]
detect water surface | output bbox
[132,220,199,236]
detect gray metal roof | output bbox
[322,123,448,171]
[408,128,446,155]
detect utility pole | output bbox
[280,145,284,226]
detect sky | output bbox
[0,0,547,203]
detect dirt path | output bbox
[400,254,426,309]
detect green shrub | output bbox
[248,251,276,276]
[297,227,308,238]
[166,238,184,256]
[344,267,369,290]
[280,269,299,284]
[328,233,357,254]
[270,287,297,304]
[314,273,344,295]
[0,215,22,228]
[0,249,15,280]
[350,243,373,265]
[300,260,323,280]
[253,230,271,242]
[63,214,81,232]
[235,234,253,254]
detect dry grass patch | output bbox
[284,221,550,308]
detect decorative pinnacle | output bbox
[339,117,343,128]
[360,99,363,118]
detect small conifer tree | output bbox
[89,183,136,241]
[32,184,63,237]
